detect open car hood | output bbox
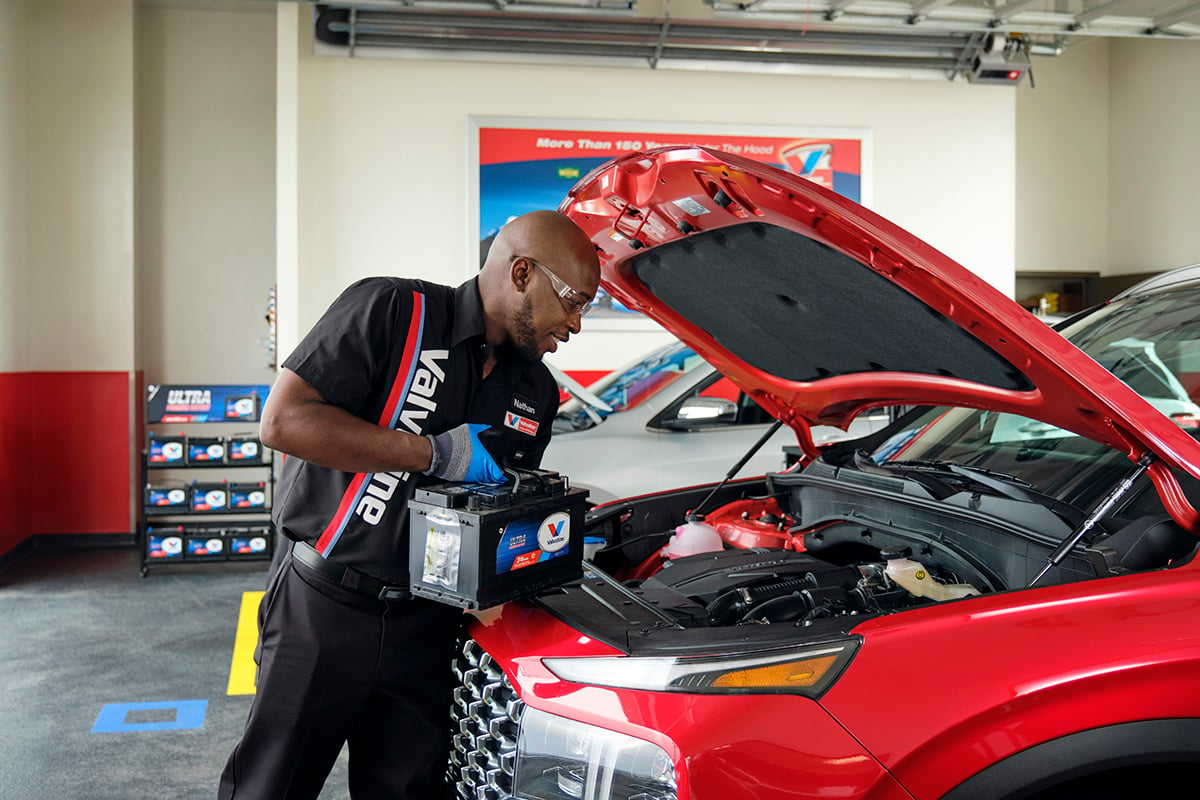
[559,146,1200,529]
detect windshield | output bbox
[555,341,708,432]
[869,287,1200,512]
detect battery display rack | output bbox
[139,383,275,576]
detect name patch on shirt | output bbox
[510,394,540,418]
[504,411,539,436]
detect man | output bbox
[218,210,601,799]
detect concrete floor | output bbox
[0,547,351,800]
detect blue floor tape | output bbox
[92,699,208,733]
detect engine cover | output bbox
[644,548,860,605]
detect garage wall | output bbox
[1015,37,1200,278]
[26,0,135,374]
[0,0,135,559]
[0,0,25,374]
[289,21,1018,372]
[0,0,31,557]
[1108,38,1200,275]
[0,0,277,561]
[1015,40,1110,274]
[136,4,277,385]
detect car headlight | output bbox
[542,640,858,697]
[514,707,676,800]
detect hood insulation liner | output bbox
[631,221,1033,390]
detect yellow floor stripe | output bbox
[227,591,264,696]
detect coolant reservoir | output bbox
[883,546,980,601]
[664,514,724,559]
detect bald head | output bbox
[482,211,598,287]
[478,210,602,361]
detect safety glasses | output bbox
[526,258,593,318]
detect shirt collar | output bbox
[454,276,545,382]
[452,277,487,347]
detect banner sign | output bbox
[478,124,865,240]
[147,384,272,424]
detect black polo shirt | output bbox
[272,276,559,584]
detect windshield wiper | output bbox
[889,459,1033,497]
[853,451,958,499]
[859,455,1085,526]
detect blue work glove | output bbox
[424,423,506,484]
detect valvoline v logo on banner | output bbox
[496,511,571,574]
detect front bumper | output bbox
[449,634,912,800]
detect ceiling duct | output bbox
[313,3,1001,79]
[308,1,1200,80]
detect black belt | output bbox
[291,541,412,601]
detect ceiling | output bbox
[305,0,1200,81]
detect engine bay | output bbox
[634,546,944,628]
[553,465,1199,647]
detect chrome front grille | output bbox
[449,636,524,800]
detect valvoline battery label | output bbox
[148,436,185,464]
[496,510,571,573]
[147,532,184,560]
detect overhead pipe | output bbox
[314,2,1057,77]
[319,5,972,52]
[1026,35,1067,57]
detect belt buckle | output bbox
[378,585,410,601]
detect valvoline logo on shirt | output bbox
[504,411,539,436]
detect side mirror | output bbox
[661,397,738,430]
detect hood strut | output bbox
[1027,455,1152,587]
[692,419,785,518]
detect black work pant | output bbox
[218,549,464,799]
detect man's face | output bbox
[500,258,592,363]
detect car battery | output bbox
[224,393,260,421]
[227,525,272,560]
[226,434,264,464]
[146,525,185,561]
[229,482,268,510]
[190,481,229,512]
[184,528,227,560]
[147,433,186,465]
[147,434,184,465]
[408,469,589,609]
[186,435,226,465]
[145,483,189,509]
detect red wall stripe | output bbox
[0,373,33,557]
[29,372,130,535]
[0,371,131,557]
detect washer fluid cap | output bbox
[880,545,913,560]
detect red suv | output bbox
[449,147,1200,800]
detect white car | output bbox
[542,340,889,504]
